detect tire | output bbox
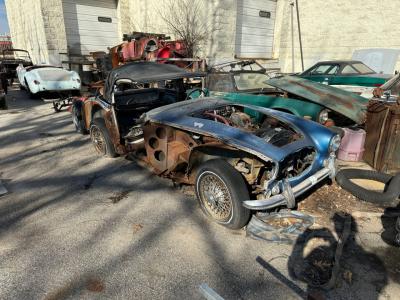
[195,159,251,229]
[53,101,62,112]
[336,169,400,206]
[72,104,87,134]
[25,79,37,99]
[89,118,117,158]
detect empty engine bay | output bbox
[190,105,302,147]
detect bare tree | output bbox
[159,0,215,57]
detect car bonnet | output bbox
[145,98,334,163]
[266,76,369,124]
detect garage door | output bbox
[235,0,277,59]
[62,0,119,55]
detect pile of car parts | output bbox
[363,99,400,174]
[246,211,314,244]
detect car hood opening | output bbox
[266,76,369,124]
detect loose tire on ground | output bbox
[72,104,87,134]
[336,169,400,206]
[195,159,251,229]
[89,118,117,158]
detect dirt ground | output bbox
[0,86,399,299]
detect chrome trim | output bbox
[243,156,336,210]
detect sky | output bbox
[0,0,10,34]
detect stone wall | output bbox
[5,0,67,65]
[274,0,400,73]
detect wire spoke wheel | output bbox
[90,125,106,155]
[198,171,233,222]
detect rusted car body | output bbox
[140,99,338,228]
[71,61,340,229]
[71,62,203,156]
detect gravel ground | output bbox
[0,88,399,299]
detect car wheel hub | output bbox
[198,172,232,221]
[90,126,106,154]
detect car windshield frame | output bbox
[232,72,273,91]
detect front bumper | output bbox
[243,155,336,210]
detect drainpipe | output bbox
[295,0,304,71]
[290,2,295,73]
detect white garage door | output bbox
[235,0,277,59]
[62,0,119,55]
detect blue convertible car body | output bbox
[143,98,339,217]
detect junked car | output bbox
[0,49,33,83]
[17,65,81,99]
[71,62,339,229]
[298,60,392,94]
[190,61,368,126]
[142,99,338,228]
[70,62,203,155]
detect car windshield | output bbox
[234,73,273,90]
[351,63,375,74]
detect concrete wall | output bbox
[5,0,67,65]
[117,0,238,65]
[274,0,400,73]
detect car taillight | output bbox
[33,80,40,85]
[374,83,382,87]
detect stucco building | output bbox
[5,0,400,72]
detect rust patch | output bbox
[86,278,105,293]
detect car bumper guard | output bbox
[243,157,336,210]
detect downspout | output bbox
[295,0,304,71]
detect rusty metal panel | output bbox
[364,100,400,175]
[266,76,369,124]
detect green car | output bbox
[298,60,392,93]
[189,61,368,126]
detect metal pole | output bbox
[290,2,295,73]
[295,0,304,71]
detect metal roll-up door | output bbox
[62,0,119,55]
[235,0,277,59]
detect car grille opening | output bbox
[280,148,316,179]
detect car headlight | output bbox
[318,109,330,124]
[329,134,341,153]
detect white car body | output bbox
[17,65,81,95]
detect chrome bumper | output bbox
[243,156,336,210]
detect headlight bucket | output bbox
[329,134,341,152]
[318,109,330,124]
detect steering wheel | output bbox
[185,88,209,100]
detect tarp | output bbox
[352,48,400,74]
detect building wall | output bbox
[274,0,400,73]
[5,0,67,65]
[41,0,68,65]
[117,0,238,65]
